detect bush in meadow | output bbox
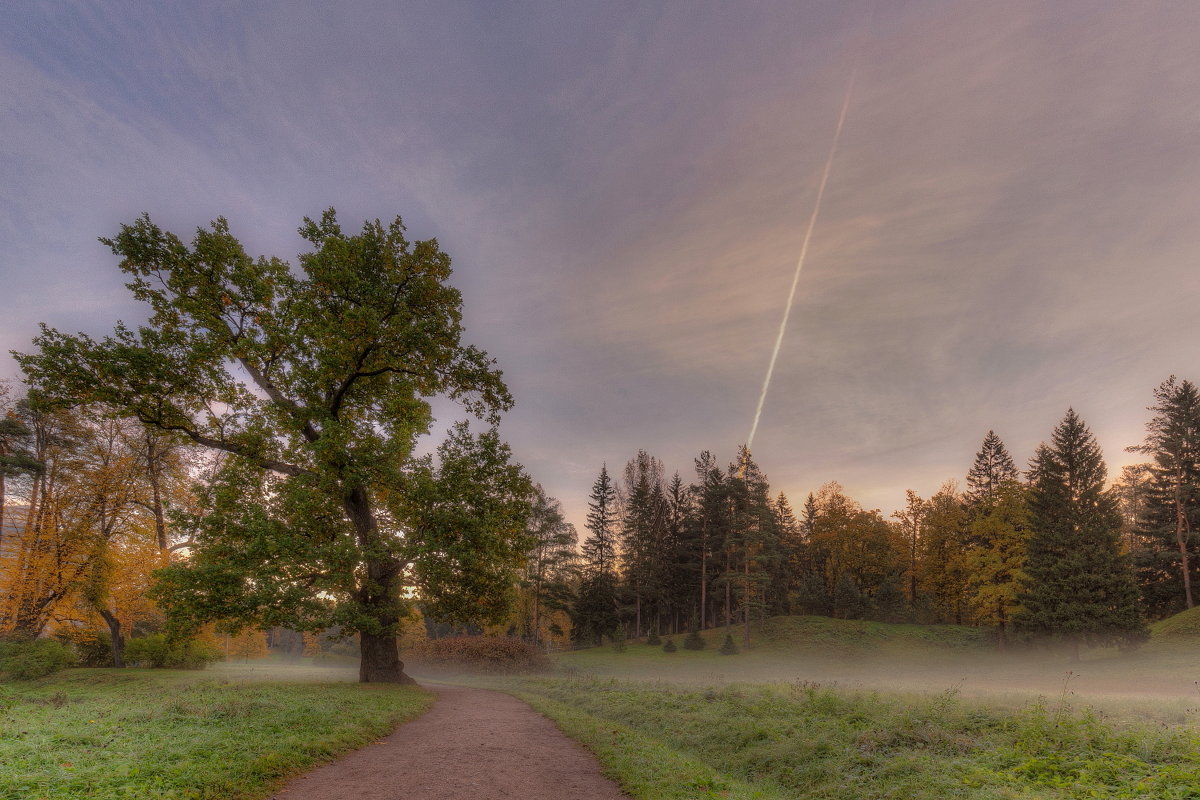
[0,637,75,680]
[124,634,223,669]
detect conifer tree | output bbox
[966,431,1019,507]
[619,451,666,637]
[769,492,801,615]
[661,472,692,634]
[1016,409,1146,659]
[689,452,728,629]
[581,465,618,574]
[572,465,620,645]
[1129,376,1200,615]
[726,447,777,645]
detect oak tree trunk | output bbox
[345,486,415,684]
[98,609,124,668]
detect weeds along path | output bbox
[267,683,629,800]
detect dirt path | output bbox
[268,683,629,800]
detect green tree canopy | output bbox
[1016,409,1145,659]
[15,210,531,683]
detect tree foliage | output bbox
[16,210,530,682]
[1016,409,1145,657]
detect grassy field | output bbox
[479,613,1200,799]
[507,675,1200,800]
[0,665,429,800]
[552,615,1200,703]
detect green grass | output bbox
[506,675,1200,800]
[555,615,1200,701]
[497,615,1200,798]
[0,666,431,800]
[1149,606,1200,640]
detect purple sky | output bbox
[4,1,1200,530]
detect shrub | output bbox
[718,634,739,655]
[646,630,661,646]
[610,626,627,653]
[0,638,75,680]
[404,635,550,674]
[67,631,118,667]
[662,637,677,653]
[682,629,706,650]
[124,634,223,669]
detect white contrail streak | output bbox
[746,72,856,453]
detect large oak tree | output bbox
[16,210,531,683]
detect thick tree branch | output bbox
[134,412,311,478]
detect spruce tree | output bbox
[1129,376,1200,615]
[572,465,621,645]
[966,431,1019,508]
[620,451,666,638]
[1016,409,1146,659]
[582,465,618,574]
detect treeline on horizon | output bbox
[4,375,1198,665]
[524,376,1200,659]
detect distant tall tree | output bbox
[660,472,692,634]
[1111,463,1154,555]
[519,485,577,646]
[965,431,1019,507]
[573,465,620,645]
[582,465,618,575]
[793,492,830,614]
[1016,409,1145,659]
[892,490,926,611]
[726,447,778,646]
[962,480,1028,645]
[806,483,900,620]
[689,451,728,629]
[917,483,970,624]
[769,492,801,616]
[1128,376,1200,614]
[619,451,666,637]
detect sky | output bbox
[3,1,1200,532]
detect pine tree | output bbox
[1129,376,1200,615]
[966,431,1019,507]
[1016,409,1146,659]
[619,451,666,638]
[661,472,692,635]
[582,465,618,575]
[726,447,777,646]
[689,452,728,630]
[572,465,620,645]
[769,492,801,615]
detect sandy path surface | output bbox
[268,683,629,800]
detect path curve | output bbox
[268,683,629,799]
